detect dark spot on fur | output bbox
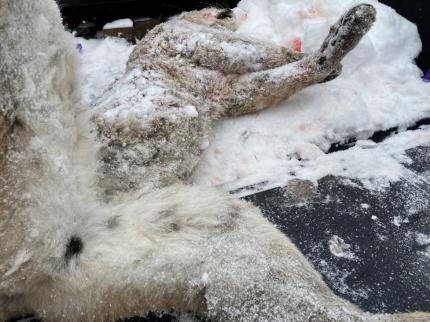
[13,118,24,129]
[159,208,176,218]
[107,216,120,229]
[317,56,327,65]
[65,236,83,260]
[216,9,233,20]
[319,39,329,53]
[229,205,241,219]
[169,222,180,232]
[152,147,161,160]
[217,205,241,231]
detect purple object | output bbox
[424,69,430,82]
[76,43,83,54]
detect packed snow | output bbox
[328,235,358,260]
[78,0,430,196]
[103,18,133,30]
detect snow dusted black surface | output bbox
[245,145,430,314]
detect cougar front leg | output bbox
[223,4,376,116]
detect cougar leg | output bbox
[223,4,376,116]
[189,32,304,74]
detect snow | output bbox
[361,203,370,210]
[201,272,210,286]
[414,233,430,259]
[103,18,133,30]
[415,233,430,246]
[328,235,358,260]
[78,0,430,196]
[78,37,134,106]
[393,215,409,227]
[316,258,369,300]
[92,67,164,124]
[183,105,199,118]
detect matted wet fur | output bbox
[1,1,429,321]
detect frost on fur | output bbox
[92,5,375,198]
[1,1,429,322]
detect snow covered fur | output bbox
[0,0,429,321]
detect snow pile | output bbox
[78,0,430,195]
[193,0,430,193]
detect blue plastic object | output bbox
[423,69,430,82]
[76,43,83,53]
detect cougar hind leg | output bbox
[190,33,305,74]
[223,4,376,117]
